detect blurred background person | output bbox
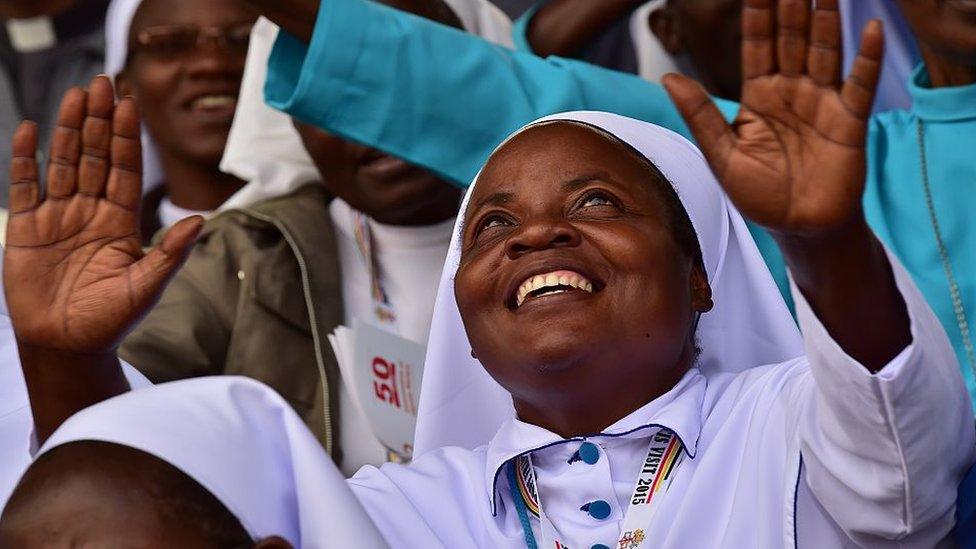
[0,0,108,215]
[119,0,511,475]
[105,0,255,243]
[515,0,920,112]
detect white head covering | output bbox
[36,376,387,548]
[219,3,512,211]
[105,0,165,195]
[413,111,804,455]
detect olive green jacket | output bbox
[120,184,345,459]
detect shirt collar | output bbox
[910,63,976,122]
[483,368,707,515]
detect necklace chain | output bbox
[916,119,976,378]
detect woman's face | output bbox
[116,0,256,168]
[896,0,976,66]
[455,122,711,420]
[293,120,462,226]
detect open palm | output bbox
[664,0,883,235]
[4,76,202,354]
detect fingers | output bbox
[663,73,737,179]
[742,0,776,80]
[9,121,40,214]
[129,216,204,310]
[105,97,143,211]
[78,76,115,197]
[45,87,87,199]
[776,0,810,76]
[807,0,842,87]
[840,19,884,120]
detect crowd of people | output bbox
[0,0,974,547]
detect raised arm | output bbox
[665,0,907,369]
[4,76,202,443]
[667,0,973,541]
[252,0,737,187]
[516,0,645,58]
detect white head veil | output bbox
[414,111,804,456]
[105,0,164,195]
[219,3,512,210]
[36,376,387,548]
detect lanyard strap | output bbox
[352,211,399,329]
[510,429,684,549]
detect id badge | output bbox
[330,320,426,461]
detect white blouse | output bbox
[347,254,975,548]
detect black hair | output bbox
[0,440,252,548]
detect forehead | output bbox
[132,0,255,29]
[468,121,663,213]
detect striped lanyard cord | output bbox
[507,429,684,549]
[916,119,976,380]
[352,210,399,328]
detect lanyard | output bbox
[352,211,405,464]
[509,429,684,549]
[352,211,399,331]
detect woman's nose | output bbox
[505,219,581,259]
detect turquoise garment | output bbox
[265,0,738,190]
[265,0,974,406]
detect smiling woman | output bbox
[5,0,975,546]
[106,0,256,242]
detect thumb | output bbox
[128,215,205,309]
[662,73,736,176]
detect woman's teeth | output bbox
[515,270,593,308]
[192,95,237,110]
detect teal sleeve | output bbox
[265,0,739,189]
[511,4,541,53]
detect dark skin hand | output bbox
[663,0,910,369]
[5,75,203,443]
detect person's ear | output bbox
[690,262,713,314]
[252,536,294,549]
[648,5,683,56]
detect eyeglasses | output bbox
[134,23,253,59]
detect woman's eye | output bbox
[478,215,511,233]
[579,192,616,209]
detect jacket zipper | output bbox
[239,209,334,455]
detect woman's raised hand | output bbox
[664,0,882,237]
[4,75,202,356]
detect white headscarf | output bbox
[219,2,512,210]
[413,111,804,456]
[630,0,919,113]
[36,376,387,548]
[104,0,165,194]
